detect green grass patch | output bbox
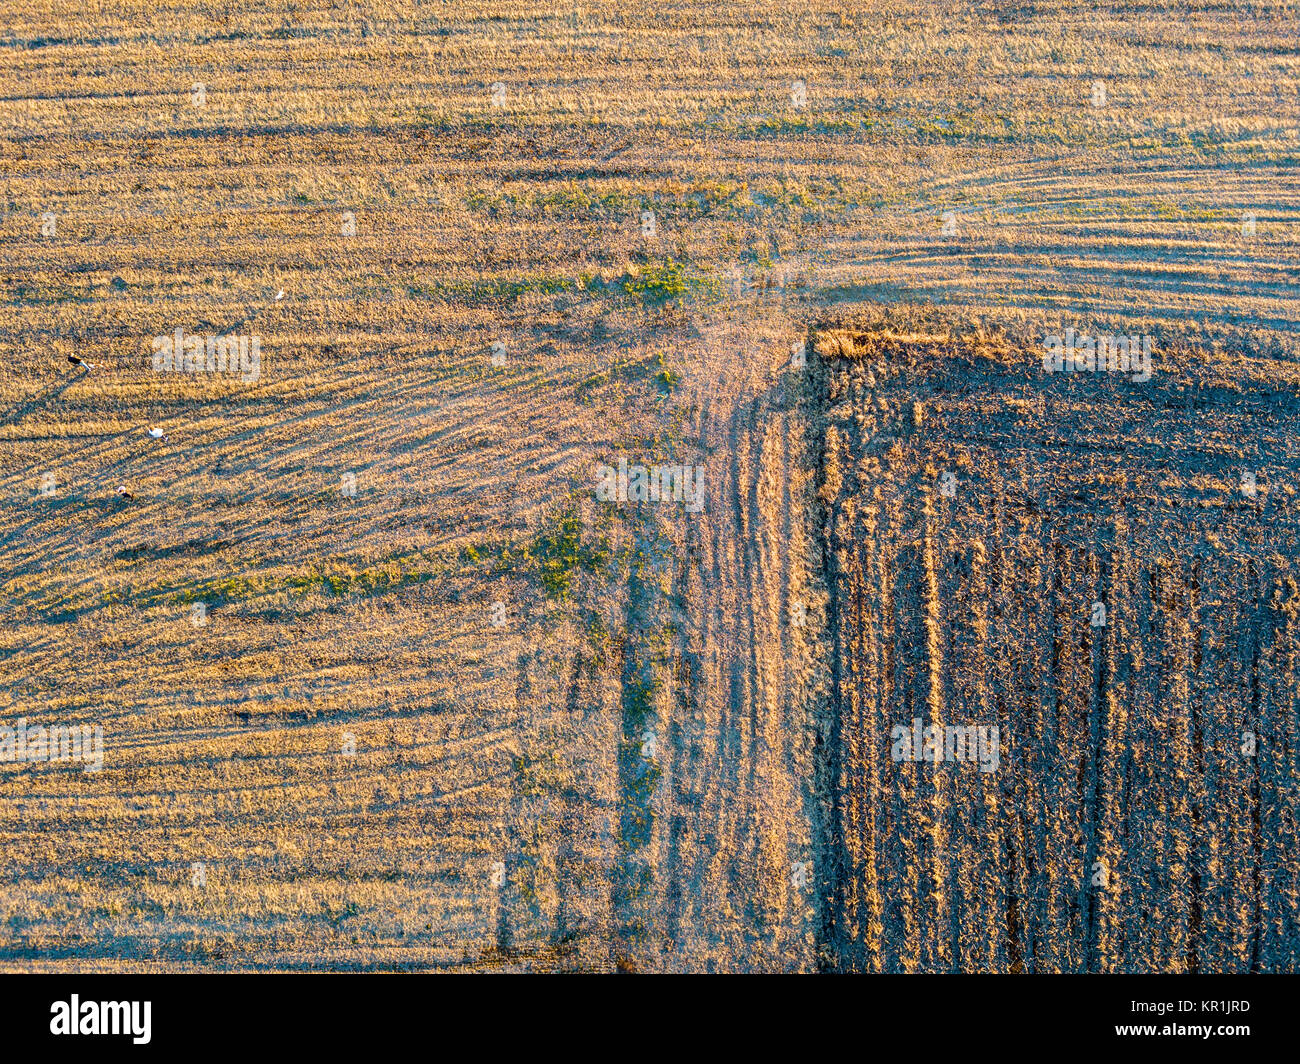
[623,257,718,303]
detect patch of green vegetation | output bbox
[278,558,440,598]
[575,351,681,405]
[621,697,662,813]
[408,275,579,305]
[526,506,612,600]
[623,257,717,303]
[168,573,269,605]
[652,352,678,393]
[534,181,598,213]
[739,113,871,138]
[586,611,613,670]
[574,368,610,405]
[132,549,468,611]
[513,742,581,801]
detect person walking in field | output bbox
[66,354,96,370]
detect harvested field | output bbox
[810,323,1300,971]
[0,1,1297,973]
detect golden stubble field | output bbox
[0,1,1297,970]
